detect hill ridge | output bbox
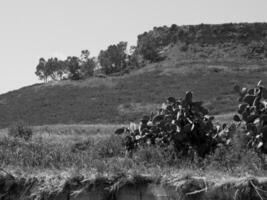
[1,22,267,127]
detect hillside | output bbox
[0,59,266,127]
[1,23,267,127]
[136,22,267,62]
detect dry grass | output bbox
[0,124,124,171]
[33,123,124,136]
[0,122,266,181]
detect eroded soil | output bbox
[1,172,267,200]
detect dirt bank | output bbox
[1,171,267,200]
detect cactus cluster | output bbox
[233,81,267,152]
[115,92,230,158]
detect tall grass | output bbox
[0,125,266,177]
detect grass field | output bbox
[0,120,266,179]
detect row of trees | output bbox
[35,42,143,82]
[35,50,96,82]
[36,23,267,81]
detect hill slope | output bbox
[0,59,267,127]
[1,23,267,127]
[136,22,267,62]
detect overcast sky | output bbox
[0,0,267,94]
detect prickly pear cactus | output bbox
[115,91,228,158]
[233,81,267,153]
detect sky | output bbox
[0,0,267,94]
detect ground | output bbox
[0,100,266,199]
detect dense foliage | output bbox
[115,81,267,163]
[35,43,142,81]
[98,42,128,75]
[115,92,232,158]
[35,50,96,81]
[233,81,267,153]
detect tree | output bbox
[127,46,144,69]
[98,42,128,74]
[45,58,66,81]
[35,50,97,82]
[80,50,96,77]
[136,34,164,62]
[35,58,48,82]
[65,56,82,80]
[80,50,90,62]
[35,57,66,82]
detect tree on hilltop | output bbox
[65,56,82,80]
[35,58,48,82]
[80,50,96,78]
[35,57,66,82]
[98,41,128,74]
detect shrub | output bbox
[233,81,267,153]
[8,121,33,141]
[115,91,220,159]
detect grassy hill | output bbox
[1,22,267,127]
[135,23,267,62]
[0,59,266,127]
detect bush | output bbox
[8,121,33,141]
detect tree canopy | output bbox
[98,42,128,75]
[35,50,97,82]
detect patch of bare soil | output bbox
[1,171,267,200]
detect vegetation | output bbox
[3,22,267,173]
[3,22,267,200]
[98,42,128,75]
[34,23,267,81]
[233,81,267,153]
[115,91,222,158]
[35,42,141,81]
[135,23,267,62]
[0,123,265,176]
[0,82,266,177]
[35,50,97,81]
[8,121,33,141]
[111,81,267,177]
[1,83,267,199]
[1,60,267,127]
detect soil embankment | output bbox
[1,172,267,200]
